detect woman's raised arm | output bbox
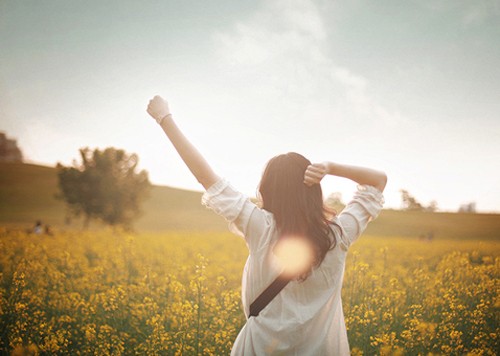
[304,162,387,192]
[147,95,219,190]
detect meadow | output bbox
[2,162,500,239]
[1,162,499,354]
[0,229,498,355]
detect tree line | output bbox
[55,147,477,231]
[399,189,476,213]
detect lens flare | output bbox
[274,236,314,278]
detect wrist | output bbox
[156,113,172,125]
[325,161,337,175]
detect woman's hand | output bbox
[147,95,171,123]
[304,163,328,186]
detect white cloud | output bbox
[462,0,500,26]
[212,0,404,130]
[212,0,326,73]
[417,0,500,27]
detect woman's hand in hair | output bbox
[304,163,328,186]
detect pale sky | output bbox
[1,0,499,212]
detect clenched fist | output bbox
[147,95,171,124]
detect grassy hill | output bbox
[1,162,499,240]
[0,162,226,232]
[0,163,64,225]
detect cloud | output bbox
[417,0,500,27]
[214,0,326,63]
[212,0,404,131]
[462,0,500,26]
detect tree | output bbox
[458,202,476,213]
[399,189,424,211]
[400,189,439,212]
[425,200,438,212]
[0,131,23,162]
[57,147,151,229]
[324,192,345,214]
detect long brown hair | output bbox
[259,152,337,279]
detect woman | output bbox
[147,95,387,355]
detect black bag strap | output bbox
[249,272,291,317]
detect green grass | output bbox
[0,162,225,231]
[137,184,226,231]
[368,209,500,240]
[1,162,499,240]
[0,162,65,225]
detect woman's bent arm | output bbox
[326,162,387,192]
[147,96,219,190]
[304,162,387,192]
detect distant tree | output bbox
[0,132,23,162]
[458,202,476,213]
[324,192,345,214]
[425,200,438,212]
[400,189,424,211]
[57,147,151,229]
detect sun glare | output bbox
[274,236,315,278]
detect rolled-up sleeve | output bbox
[202,178,266,249]
[338,185,384,248]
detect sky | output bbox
[1,0,499,212]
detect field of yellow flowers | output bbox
[0,229,498,355]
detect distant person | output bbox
[44,224,53,236]
[33,220,43,235]
[147,96,387,355]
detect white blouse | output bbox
[202,179,384,356]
